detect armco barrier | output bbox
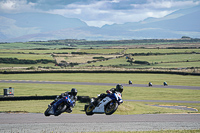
[0,95,90,103]
[0,95,57,101]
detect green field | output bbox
[0,73,199,114]
[1,48,200,54]
[1,73,200,86]
[0,49,78,54]
[1,44,200,71]
[0,42,73,49]
[1,100,198,115]
[1,49,200,71]
[0,53,53,60]
[126,48,200,54]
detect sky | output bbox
[0,0,199,27]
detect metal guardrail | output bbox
[0,95,90,103]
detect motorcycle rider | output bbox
[52,88,78,113]
[129,80,132,85]
[93,84,123,106]
[163,81,168,86]
[149,82,152,86]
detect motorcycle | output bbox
[148,82,153,87]
[44,95,75,116]
[129,80,132,85]
[163,82,168,86]
[85,92,123,115]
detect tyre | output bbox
[85,104,95,115]
[44,108,50,116]
[105,101,118,115]
[54,103,67,116]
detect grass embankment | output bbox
[0,73,199,114]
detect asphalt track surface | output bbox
[0,80,200,90]
[0,113,200,132]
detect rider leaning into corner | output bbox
[92,84,123,106]
[51,88,78,113]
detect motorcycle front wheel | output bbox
[85,104,95,115]
[105,101,118,115]
[44,107,51,116]
[54,103,67,116]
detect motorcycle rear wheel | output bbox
[105,101,118,115]
[54,103,67,116]
[85,104,95,115]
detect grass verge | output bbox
[0,101,199,114]
[1,73,200,86]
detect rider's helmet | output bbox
[71,88,78,96]
[116,84,123,93]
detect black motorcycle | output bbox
[44,95,75,116]
[148,82,152,87]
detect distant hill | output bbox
[0,5,199,42]
[0,13,88,42]
[1,12,88,31]
[99,5,200,39]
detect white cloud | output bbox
[46,0,200,27]
[132,0,200,9]
[0,0,199,27]
[85,20,114,27]
[0,0,37,13]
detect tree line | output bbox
[0,58,55,64]
[3,37,200,46]
[28,38,200,46]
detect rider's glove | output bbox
[106,90,112,94]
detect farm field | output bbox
[1,48,200,54]
[0,39,200,73]
[0,48,200,72]
[0,53,53,60]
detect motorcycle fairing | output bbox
[92,97,112,113]
[47,106,54,114]
[53,95,71,113]
[109,92,123,104]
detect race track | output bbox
[0,80,200,90]
[0,80,200,132]
[0,113,200,132]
